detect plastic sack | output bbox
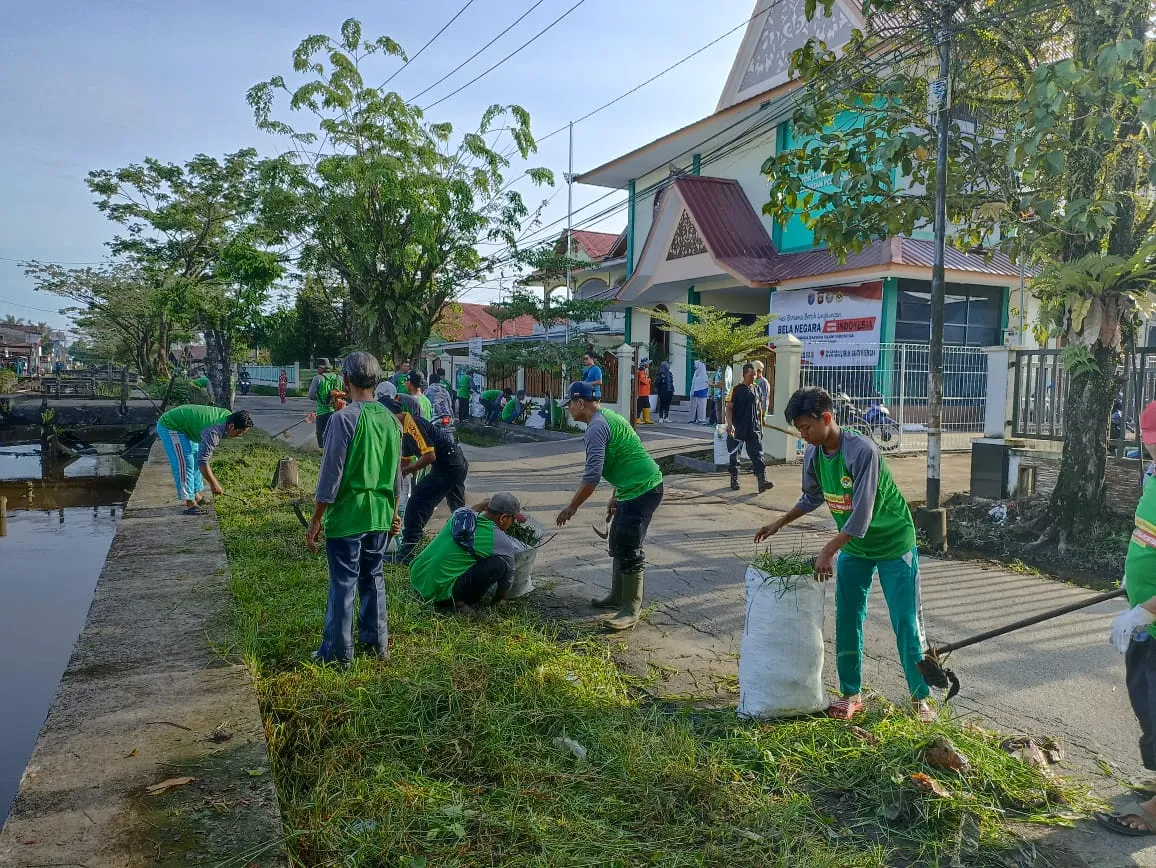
[714,425,744,465]
[738,566,828,719]
[525,412,546,429]
[508,517,545,599]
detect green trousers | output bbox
[835,547,930,700]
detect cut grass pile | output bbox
[213,436,1092,867]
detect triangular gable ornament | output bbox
[716,0,863,112]
[666,211,707,260]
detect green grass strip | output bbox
[213,434,1092,867]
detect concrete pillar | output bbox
[516,367,525,393]
[983,346,1017,439]
[614,342,634,419]
[292,362,300,389]
[765,335,803,462]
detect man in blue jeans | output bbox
[306,352,403,666]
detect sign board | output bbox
[468,337,485,373]
[771,281,884,367]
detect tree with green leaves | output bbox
[85,150,284,406]
[644,304,776,369]
[23,262,182,379]
[762,0,1155,544]
[249,18,554,367]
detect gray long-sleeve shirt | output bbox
[580,412,611,487]
[315,402,404,505]
[795,432,881,539]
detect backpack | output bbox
[450,507,483,562]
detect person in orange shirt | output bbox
[636,359,653,425]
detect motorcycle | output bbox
[834,387,903,453]
[238,372,251,396]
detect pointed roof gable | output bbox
[554,230,623,262]
[717,0,863,112]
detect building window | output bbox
[894,280,1003,347]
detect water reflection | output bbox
[0,444,134,827]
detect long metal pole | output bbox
[927,9,951,511]
[566,121,574,303]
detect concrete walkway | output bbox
[242,396,1153,865]
[0,442,284,866]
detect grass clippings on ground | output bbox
[212,436,1093,867]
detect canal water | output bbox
[0,444,140,826]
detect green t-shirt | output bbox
[501,399,520,422]
[597,409,664,503]
[315,372,341,416]
[158,404,229,441]
[323,402,401,539]
[410,515,499,602]
[416,394,433,420]
[1126,470,1156,636]
[812,432,915,561]
[456,373,471,399]
[481,389,502,403]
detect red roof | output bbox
[620,175,1023,299]
[557,230,622,262]
[435,303,537,342]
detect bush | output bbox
[0,369,16,394]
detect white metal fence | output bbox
[797,342,988,454]
[240,363,301,388]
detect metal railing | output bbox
[798,342,989,453]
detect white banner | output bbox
[771,282,884,367]
[468,337,485,372]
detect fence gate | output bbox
[797,342,988,454]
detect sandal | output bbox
[827,696,864,720]
[913,699,937,723]
[1130,779,1156,798]
[1095,809,1156,837]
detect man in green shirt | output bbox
[157,404,253,514]
[557,382,664,631]
[501,390,526,424]
[307,358,345,448]
[480,388,503,426]
[394,360,412,390]
[455,370,472,420]
[410,493,523,612]
[406,370,433,419]
[754,387,932,722]
[306,352,403,666]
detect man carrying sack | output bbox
[306,352,402,666]
[409,493,523,613]
[725,362,771,494]
[556,382,664,631]
[754,386,933,722]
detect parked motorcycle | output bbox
[238,371,251,396]
[834,387,903,453]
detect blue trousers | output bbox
[835,547,930,699]
[317,532,389,663]
[157,423,203,502]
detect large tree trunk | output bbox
[204,328,233,410]
[1045,294,1126,546]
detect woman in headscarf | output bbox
[690,359,709,425]
[655,361,675,423]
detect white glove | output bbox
[1122,573,1128,590]
[1110,605,1155,654]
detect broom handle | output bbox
[934,588,1126,655]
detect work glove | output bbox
[1110,605,1155,654]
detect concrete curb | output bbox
[0,441,285,865]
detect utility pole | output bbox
[919,0,952,550]
[565,121,574,304]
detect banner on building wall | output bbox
[772,281,884,367]
[468,337,485,372]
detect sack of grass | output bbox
[506,516,544,599]
[738,551,828,719]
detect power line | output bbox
[422,0,590,112]
[380,0,479,89]
[0,296,68,315]
[0,255,109,266]
[409,0,551,105]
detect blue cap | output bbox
[564,381,596,404]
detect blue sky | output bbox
[0,0,756,330]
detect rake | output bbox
[918,588,1126,699]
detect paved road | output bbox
[239,395,1154,865]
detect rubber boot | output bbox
[730,470,740,491]
[642,407,653,424]
[758,475,773,494]
[591,559,621,609]
[606,568,644,631]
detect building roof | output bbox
[433,302,537,343]
[619,175,1025,300]
[560,230,622,262]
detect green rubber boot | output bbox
[591,559,621,609]
[606,568,644,631]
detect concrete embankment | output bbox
[0,442,284,865]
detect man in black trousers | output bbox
[725,362,772,494]
[381,396,470,562]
